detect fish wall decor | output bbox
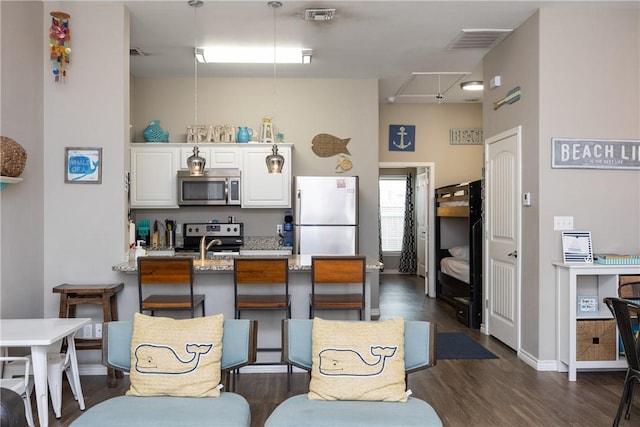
[311,133,351,157]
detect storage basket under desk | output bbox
[576,319,617,361]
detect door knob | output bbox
[508,250,518,258]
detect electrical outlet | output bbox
[94,323,103,339]
[553,216,574,231]
[82,324,93,339]
[276,224,283,235]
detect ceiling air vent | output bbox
[304,8,336,21]
[129,47,147,57]
[447,29,513,50]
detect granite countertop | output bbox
[241,236,292,251]
[113,254,383,273]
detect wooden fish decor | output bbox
[311,133,351,157]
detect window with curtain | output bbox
[379,176,406,252]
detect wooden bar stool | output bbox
[53,283,124,387]
[310,256,367,320]
[234,257,291,389]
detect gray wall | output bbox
[483,7,640,363]
[130,77,380,260]
[0,1,44,318]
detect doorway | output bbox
[379,162,435,297]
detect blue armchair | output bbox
[265,319,443,427]
[71,319,257,427]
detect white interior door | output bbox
[485,127,521,350]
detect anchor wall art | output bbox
[388,124,415,152]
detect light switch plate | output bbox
[94,323,103,339]
[554,216,574,231]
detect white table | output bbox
[0,318,91,427]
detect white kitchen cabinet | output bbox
[179,145,241,170]
[130,145,180,208]
[241,144,292,208]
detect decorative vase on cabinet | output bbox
[237,127,253,143]
[144,120,169,143]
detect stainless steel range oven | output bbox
[176,223,244,255]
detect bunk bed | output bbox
[435,180,483,328]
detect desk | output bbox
[554,262,640,381]
[0,318,91,427]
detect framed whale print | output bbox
[65,147,102,184]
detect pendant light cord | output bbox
[194,5,198,125]
[269,1,282,119]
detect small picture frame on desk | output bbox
[562,231,593,263]
[578,296,599,315]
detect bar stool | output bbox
[53,283,124,387]
[137,256,204,318]
[234,257,291,388]
[310,256,367,320]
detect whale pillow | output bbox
[126,312,224,397]
[308,317,407,402]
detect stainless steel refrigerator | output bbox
[295,176,358,255]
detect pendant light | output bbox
[266,144,285,174]
[265,1,284,173]
[188,0,205,176]
[187,146,206,176]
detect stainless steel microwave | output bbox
[177,169,241,206]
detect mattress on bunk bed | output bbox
[440,246,470,284]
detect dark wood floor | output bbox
[39,274,636,426]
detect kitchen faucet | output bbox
[200,236,222,261]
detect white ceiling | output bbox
[125,1,637,104]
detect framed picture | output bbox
[578,296,598,315]
[388,124,415,152]
[562,231,593,263]
[65,147,102,184]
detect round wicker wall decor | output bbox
[1,136,27,178]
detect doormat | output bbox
[436,333,498,360]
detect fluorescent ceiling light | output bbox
[460,81,484,91]
[195,47,312,64]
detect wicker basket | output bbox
[1,136,27,177]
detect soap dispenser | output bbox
[134,240,147,260]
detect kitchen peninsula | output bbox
[112,255,382,365]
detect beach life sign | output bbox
[551,138,640,170]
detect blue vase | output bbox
[237,127,253,143]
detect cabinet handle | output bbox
[508,250,518,258]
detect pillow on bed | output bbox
[449,245,469,260]
[126,312,224,398]
[308,317,407,402]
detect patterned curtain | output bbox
[398,172,417,274]
[377,181,384,271]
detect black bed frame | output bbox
[435,179,483,329]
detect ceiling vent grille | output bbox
[129,47,147,57]
[447,29,512,50]
[304,8,336,21]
